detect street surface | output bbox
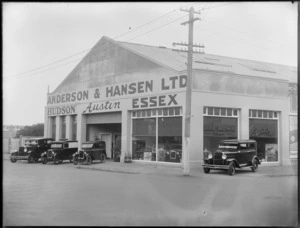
[3,159,298,226]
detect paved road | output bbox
[3,159,298,226]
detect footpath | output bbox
[3,153,297,177]
[75,160,298,177]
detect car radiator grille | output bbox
[79,151,84,159]
[47,151,53,158]
[213,152,223,165]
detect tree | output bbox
[15,123,44,138]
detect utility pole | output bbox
[174,7,201,176]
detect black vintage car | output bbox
[202,139,260,176]
[10,138,54,163]
[41,140,78,165]
[72,141,106,165]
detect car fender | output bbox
[252,156,260,165]
[226,158,240,168]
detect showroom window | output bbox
[203,107,239,152]
[71,115,77,140]
[249,109,279,162]
[132,107,182,163]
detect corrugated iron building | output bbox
[44,36,297,167]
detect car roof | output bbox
[221,139,256,144]
[83,140,105,144]
[52,140,78,143]
[25,138,54,141]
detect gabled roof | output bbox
[119,39,297,83]
[54,36,297,94]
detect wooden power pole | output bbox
[174,7,203,176]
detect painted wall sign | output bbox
[83,100,121,114]
[48,105,76,116]
[47,75,187,106]
[204,117,237,137]
[249,119,277,138]
[132,94,178,109]
[48,90,89,105]
[106,81,153,97]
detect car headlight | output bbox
[222,154,227,160]
[24,148,27,152]
[208,153,213,159]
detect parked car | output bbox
[10,138,54,163]
[41,140,78,165]
[72,141,106,165]
[202,139,260,176]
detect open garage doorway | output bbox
[86,123,121,159]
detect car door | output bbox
[238,143,248,165]
[61,142,69,160]
[92,143,100,160]
[248,142,257,162]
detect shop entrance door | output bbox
[101,133,112,159]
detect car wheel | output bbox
[41,157,48,164]
[228,162,236,176]
[100,154,106,163]
[203,168,210,174]
[86,155,92,165]
[28,155,35,163]
[53,156,60,165]
[73,156,78,165]
[251,159,258,172]
[10,157,17,163]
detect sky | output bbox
[3,2,298,126]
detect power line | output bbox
[9,7,181,78]
[126,14,188,42]
[11,49,89,77]
[7,11,187,80]
[8,3,239,79]
[114,8,178,39]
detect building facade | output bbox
[44,36,297,166]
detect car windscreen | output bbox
[82,143,94,149]
[218,143,238,151]
[25,140,38,147]
[50,143,63,149]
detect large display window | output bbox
[132,108,182,163]
[132,118,156,161]
[203,107,239,152]
[249,110,279,162]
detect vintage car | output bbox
[158,143,182,163]
[72,141,106,165]
[10,138,54,163]
[41,140,78,165]
[202,139,260,176]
